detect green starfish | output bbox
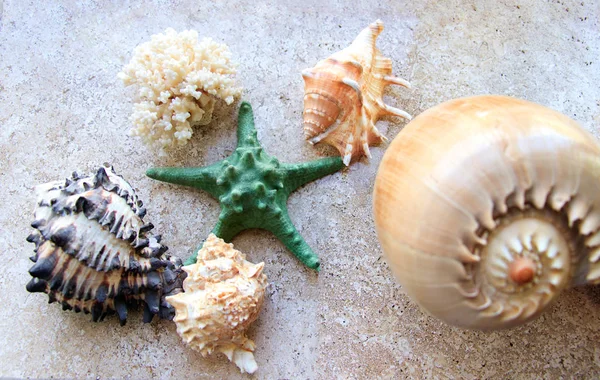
[146,102,344,270]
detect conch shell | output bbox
[373,95,600,330]
[302,20,411,165]
[167,234,267,374]
[26,164,184,325]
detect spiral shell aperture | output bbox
[373,95,600,330]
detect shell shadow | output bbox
[580,284,600,306]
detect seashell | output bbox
[302,20,412,166]
[167,234,267,374]
[373,95,600,330]
[26,164,185,325]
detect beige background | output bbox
[1,0,599,378]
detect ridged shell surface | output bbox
[302,20,411,165]
[26,164,184,325]
[373,95,600,330]
[167,234,267,374]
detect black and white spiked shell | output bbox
[26,164,184,325]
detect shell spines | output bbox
[26,164,184,325]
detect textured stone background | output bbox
[1,0,600,378]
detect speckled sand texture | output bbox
[1,1,600,378]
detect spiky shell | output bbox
[302,20,412,165]
[373,96,600,330]
[167,234,267,374]
[26,164,184,325]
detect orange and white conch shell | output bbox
[302,20,412,165]
[166,234,267,374]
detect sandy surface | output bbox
[1,0,599,378]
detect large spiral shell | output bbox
[373,95,600,330]
[26,164,184,325]
[302,20,411,165]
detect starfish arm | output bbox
[281,156,344,193]
[146,162,224,198]
[236,102,261,148]
[211,212,247,242]
[268,212,321,270]
[183,212,245,265]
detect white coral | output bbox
[119,28,242,155]
[166,234,267,374]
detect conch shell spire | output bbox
[302,20,411,165]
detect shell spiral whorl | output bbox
[373,95,600,330]
[470,210,575,325]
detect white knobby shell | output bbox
[167,234,267,374]
[373,95,600,330]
